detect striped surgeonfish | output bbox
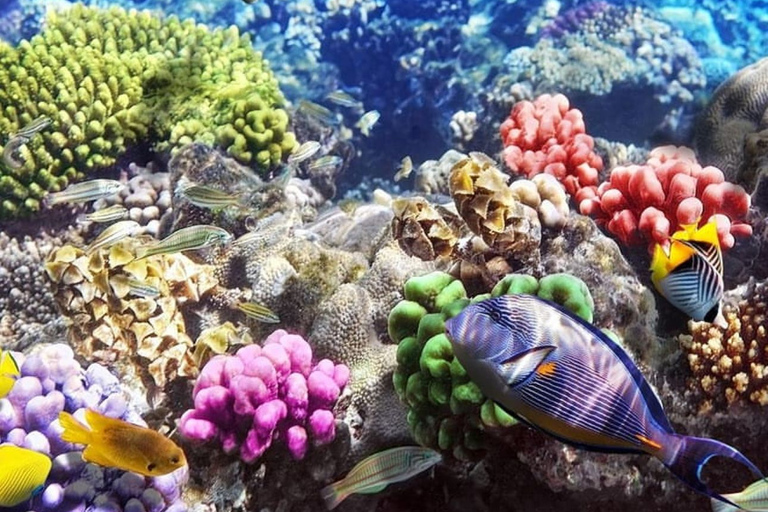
[650,220,726,327]
[445,294,763,508]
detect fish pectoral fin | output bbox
[497,345,556,387]
[82,445,119,469]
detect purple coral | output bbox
[0,344,188,512]
[179,329,349,462]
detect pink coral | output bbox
[500,93,603,202]
[179,329,349,463]
[579,146,752,249]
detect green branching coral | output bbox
[0,4,296,218]
[389,271,595,460]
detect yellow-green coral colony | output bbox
[0,4,296,219]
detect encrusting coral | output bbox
[390,270,595,460]
[679,278,768,411]
[44,238,218,388]
[0,4,295,219]
[180,329,349,463]
[0,344,188,512]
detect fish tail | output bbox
[660,433,763,507]
[58,411,92,446]
[320,481,349,510]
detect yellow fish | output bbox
[0,445,52,506]
[59,409,187,477]
[650,220,726,327]
[0,351,20,398]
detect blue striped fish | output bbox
[650,220,726,327]
[445,294,763,507]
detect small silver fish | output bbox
[309,155,343,172]
[394,156,413,182]
[78,205,129,224]
[320,446,441,510]
[325,90,361,109]
[355,110,380,137]
[137,225,232,259]
[236,302,280,323]
[46,179,125,206]
[298,100,338,125]
[712,478,768,512]
[181,185,241,210]
[2,116,52,169]
[85,220,140,254]
[287,141,322,165]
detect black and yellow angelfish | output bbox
[650,220,726,327]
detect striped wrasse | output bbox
[85,220,140,254]
[712,478,768,512]
[181,185,242,210]
[320,446,441,510]
[45,179,125,206]
[137,225,232,259]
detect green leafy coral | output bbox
[389,271,595,460]
[0,4,296,218]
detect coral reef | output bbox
[390,271,594,459]
[180,329,349,463]
[0,4,294,218]
[0,344,187,512]
[579,145,752,250]
[695,56,768,189]
[679,278,768,410]
[44,239,218,388]
[499,93,603,203]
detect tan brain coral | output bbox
[45,238,218,386]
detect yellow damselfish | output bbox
[0,445,52,506]
[59,409,187,477]
[650,220,726,327]
[0,351,20,398]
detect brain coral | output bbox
[0,3,295,218]
[695,56,768,189]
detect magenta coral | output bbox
[500,93,603,202]
[579,145,752,250]
[179,329,349,462]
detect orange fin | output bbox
[59,411,93,446]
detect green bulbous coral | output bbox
[390,271,595,460]
[0,4,296,218]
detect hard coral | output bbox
[0,4,295,219]
[579,145,752,250]
[0,344,187,512]
[500,93,603,203]
[679,279,768,410]
[179,329,349,463]
[44,239,218,388]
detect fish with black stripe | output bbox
[650,220,726,327]
[445,293,763,507]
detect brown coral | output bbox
[450,153,542,256]
[391,197,462,261]
[45,238,218,387]
[679,279,768,410]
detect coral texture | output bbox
[179,329,349,462]
[44,240,218,387]
[0,4,295,218]
[0,344,187,512]
[579,145,752,250]
[679,279,768,410]
[500,93,603,203]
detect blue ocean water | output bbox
[1,0,768,511]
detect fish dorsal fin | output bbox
[85,409,128,433]
[497,346,556,387]
[0,351,19,376]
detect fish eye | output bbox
[171,456,179,464]
[147,462,157,472]
[487,309,501,322]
